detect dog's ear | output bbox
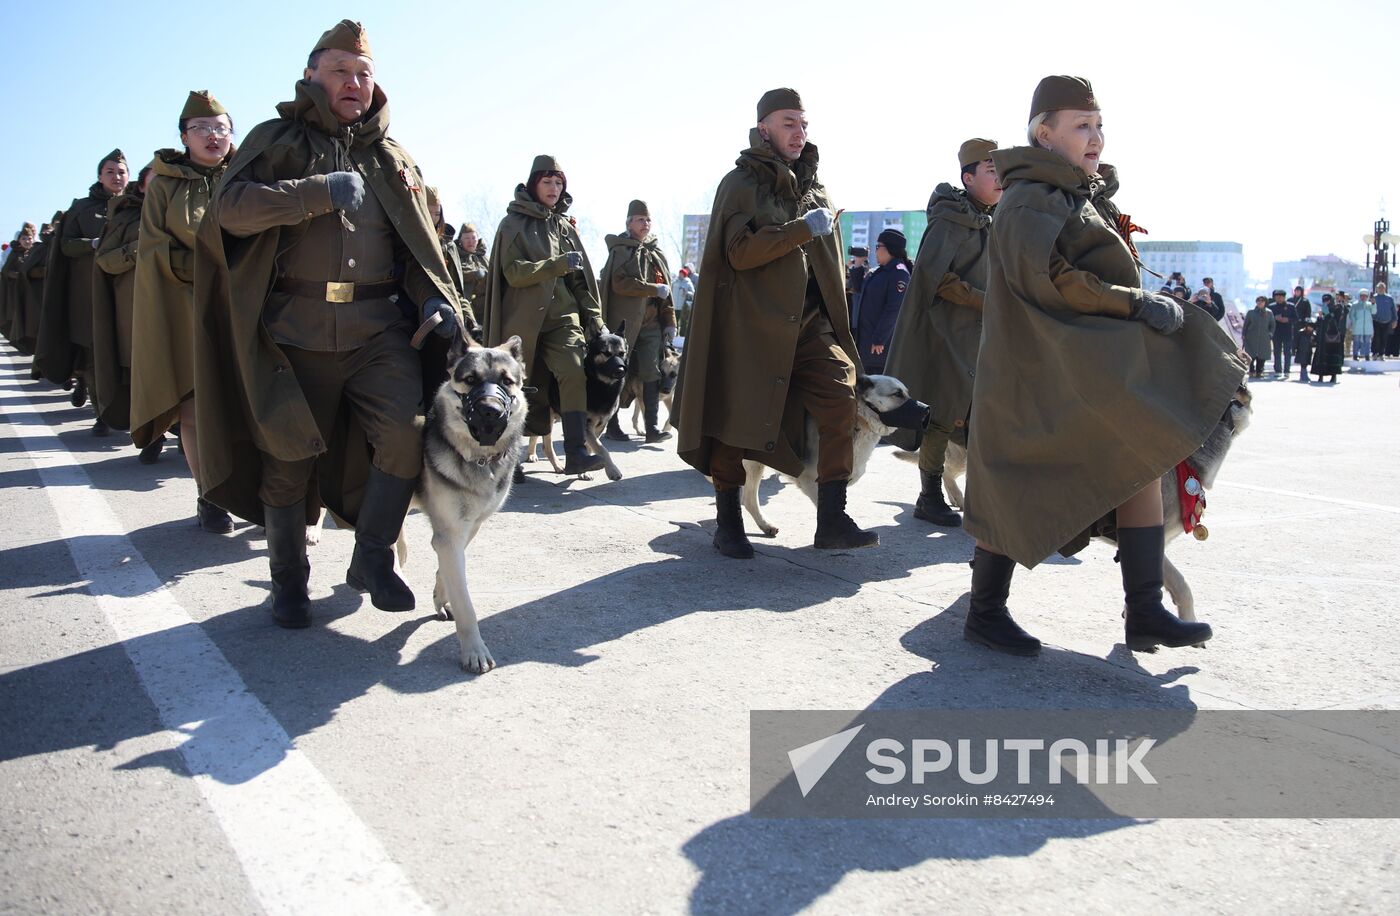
[503,335,524,364]
[616,318,627,338]
[854,375,874,394]
[446,330,469,366]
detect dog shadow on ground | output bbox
[679,606,1200,916]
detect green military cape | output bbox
[675,129,859,479]
[884,183,991,450]
[599,232,675,348]
[15,232,53,358]
[91,183,144,429]
[35,184,110,385]
[193,80,462,526]
[0,239,24,348]
[480,186,601,434]
[963,148,1246,567]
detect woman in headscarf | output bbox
[958,76,1246,657]
[481,155,606,476]
[131,91,237,531]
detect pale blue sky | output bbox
[2,0,1395,286]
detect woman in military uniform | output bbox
[959,76,1245,657]
[482,155,606,476]
[130,91,236,532]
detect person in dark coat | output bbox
[1293,318,1315,381]
[854,229,910,375]
[1313,294,1346,382]
[845,246,869,325]
[1201,277,1226,320]
[1269,289,1297,375]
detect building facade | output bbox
[682,209,927,272]
[1136,240,1246,303]
[1270,254,1370,303]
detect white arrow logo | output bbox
[787,724,865,797]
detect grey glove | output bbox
[564,251,585,272]
[663,326,677,345]
[423,297,459,340]
[1132,292,1185,335]
[654,283,671,299]
[802,207,835,237]
[326,171,365,212]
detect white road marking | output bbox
[1212,479,1400,515]
[0,353,431,916]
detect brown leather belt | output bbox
[273,277,399,303]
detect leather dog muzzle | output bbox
[463,381,513,446]
[878,398,930,431]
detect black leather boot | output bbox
[264,500,310,628]
[963,547,1041,656]
[813,480,879,550]
[138,435,164,465]
[197,496,234,533]
[604,412,630,441]
[345,467,416,611]
[92,417,110,437]
[643,381,671,442]
[561,410,605,475]
[913,468,961,526]
[1119,525,1213,650]
[70,377,87,408]
[713,487,754,559]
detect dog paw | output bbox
[460,640,496,673]
[760,524,779,537]
[305,527,322,547]
[606,468,623,482]
[438,602,454,621]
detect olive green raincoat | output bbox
[35,183,110,385]
[91,181,145,429]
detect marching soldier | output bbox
[600,199,677,443]
[91,163,152,442]
[885,138,1002,527]
[676,88,881,558]
[36,150,129,434]
[193,20,468,627]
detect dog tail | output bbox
[892,450,919,465]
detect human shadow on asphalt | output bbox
[680,607,1199,916]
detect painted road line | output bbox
[1213,479,1400,516]
[0,353,431,916]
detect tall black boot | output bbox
[605,412,630,442]
[643,381,671,442]
[713,487,754,559]
[963,547,1040,656]
[813,480,879,550]
[561,410,605,475]
[913,468,961,526]
[264,500,310,629]
[70,377,87,408]
[345,466,416,611]
[1119,525,1213,650]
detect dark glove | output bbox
[564,251,585,272]
[326,171,365,212]
[464,315,484,345]
[473,268,487,280]
[423,297,459,340]
[1131,291,1185,335]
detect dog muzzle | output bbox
[878,398,930,431]
[603,356,628,380]
[659,375,678,395]
[462,382,513,446]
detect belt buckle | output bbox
[326,281,354,303]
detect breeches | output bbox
[259,327,423,508]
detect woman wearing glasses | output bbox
[131,90,237,533]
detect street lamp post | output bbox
[1365,217,1396,291]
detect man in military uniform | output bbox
[455,223,489,318]
[37,150,129,434]
[601,199,676,442]
[885,138,1001,527]
[194,20,467,628]
[676,89,880,558]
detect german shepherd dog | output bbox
[738,374,927,538]
[937,383,1254,632]
[622,343,681,436]
[399,335,528,673]
[525,320,629,481]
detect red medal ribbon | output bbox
[1175,462,1205,535]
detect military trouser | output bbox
[629,324,663,383]
[918,421,952,475]
[259,325,424,508]
[529,320,589,416]
[710,329,857,490]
